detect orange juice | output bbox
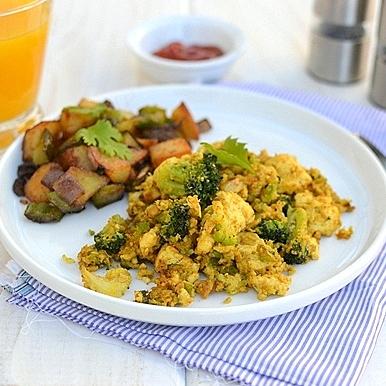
[0,0,50,148]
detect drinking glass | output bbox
[0,0,51,151]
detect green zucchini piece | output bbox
[48,192,84,214]
[24,202,64,223]
[31,129,55,165]
[92,184,125,209]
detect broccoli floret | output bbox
[154,153,221,207]
[94,214,127,254]
[154,157,191,196]
[257,219,289,243]
[160,202,190,241]
[283,241,309,264]
[282,207,310,265]
[185,153,221,207]
[287,207,307,235]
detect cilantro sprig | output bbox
[201,137,252,171]
[75,120,132,160]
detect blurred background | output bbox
[40,0,377,114]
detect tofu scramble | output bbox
[76,138,354,307]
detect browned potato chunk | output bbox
[171,102,199,140]
[77,98,100,108]
[88,147,133,183]
[89,147,148,183]
[22,121,62,164]
[41,163,64,189]
[53,166,108,206]
[128,148,149,166]
[56,145,98,171]
[52,172,84,204]
[60,107,100,139]
[149,138,192,167]
[122,132,140,148]
[24,163,58,203]
[136,138,158,149]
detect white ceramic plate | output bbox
[1,85,385,326]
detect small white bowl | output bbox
[127,15,246,83]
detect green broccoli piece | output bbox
[154,158,191,196]
[283,241,309,264]
[282,207,310,265]
[185,153,221,207]
[160,202,190,241]
[257,219,289,244]
[287,207,308,236]
[94,214,127,255]
[154,153,221,208]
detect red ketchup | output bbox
[153,42,224,61]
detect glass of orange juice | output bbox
[0,0,51,151]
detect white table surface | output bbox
[1,1,385,385]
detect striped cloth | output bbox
[2,83,386,386]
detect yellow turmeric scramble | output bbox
[76,139,354,307]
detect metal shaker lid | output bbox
[314,0,374,26]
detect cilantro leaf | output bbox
[201,137,252,171]
[75,120,132,160]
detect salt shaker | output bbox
[308,0,374,83]
[370,0,386,108]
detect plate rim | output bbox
[1,84,385,326]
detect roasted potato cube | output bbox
[136,138,158,149]
[60,105,105,139]
[196,118,212,133]
[122,132,141,148]
[24,202,64,223]
[129,148,149,166]
[77,98,100,108]
[89,147,147,183]
[52,172,84,204]
[53,166,109,206]
[88,147,133,183]
[41,163,64,189]
[56,145,98,171]
[32,130,54,165]
[22,121,62,164]
[149,138,192,167]
[24,163,58,203]
[171,102,199,140]
[91,184,125,209]
[57,134,82,153]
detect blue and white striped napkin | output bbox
[2,83,386,386]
